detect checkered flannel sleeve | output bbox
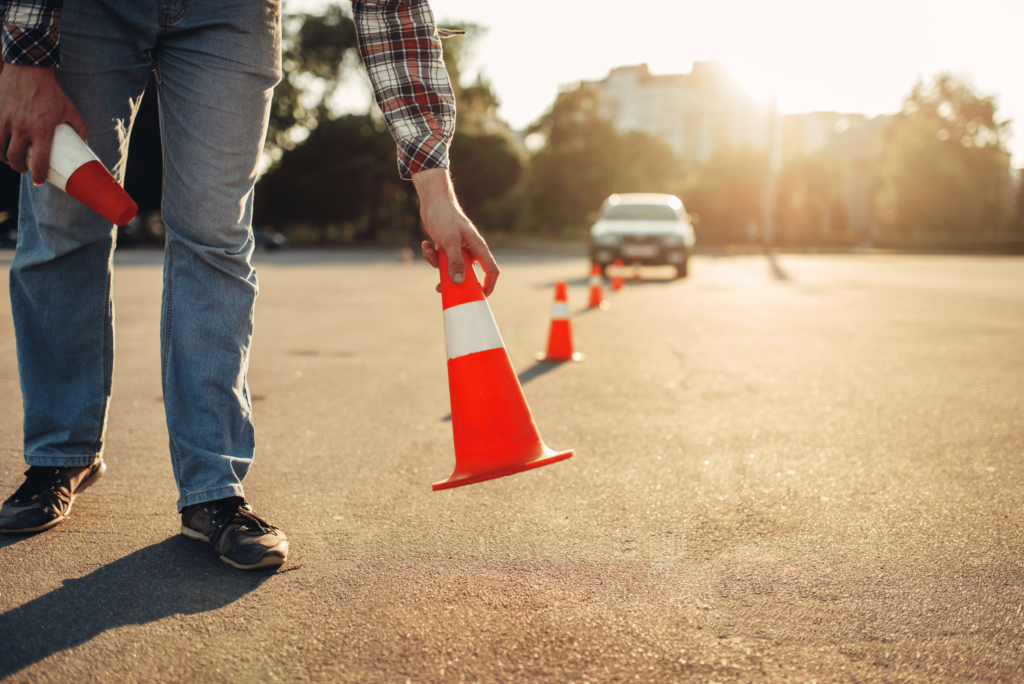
[2,0,62,68]
[353,0,456,180]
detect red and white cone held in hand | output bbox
[27,123,138,226]
[434,249,574,491]
[537,281,582,362]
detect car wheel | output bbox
[674,258,688,279]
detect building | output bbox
[590,62,773,170]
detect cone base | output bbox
[535,351,583,362]
[432,446,574,491]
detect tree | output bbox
[876,73,1011,235]
[448,131,523,229]
[676,145,766,244]
[524,83,677,235]
[265,4,359,167]
[773,152,846,245]
[1015,169,1024,232]
[255,115,404,243]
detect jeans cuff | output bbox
[24,453,102,468]
[177,485,245,513]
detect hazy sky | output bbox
[288,0,1024,166]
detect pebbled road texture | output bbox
[1,250,1022,683]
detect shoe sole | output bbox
[0,461,106,535]
[180,525,288,570]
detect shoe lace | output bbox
[209,497,277,535]
[4,467,70,505]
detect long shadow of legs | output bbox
[441,360,568,421]
[0,535,270,679]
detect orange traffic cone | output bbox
[631,259,643,283]
[434,249,575,491]
[588,263,606,309]
[537,281,582,362]
[27,123,137,226]
[610,258,625,292]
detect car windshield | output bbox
[603,204,679,221]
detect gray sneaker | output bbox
[0,461,106,534]
[180,496,288,570]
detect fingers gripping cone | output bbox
[434,250,574,491]
[587,263,606,309]
[27,123,138,226]
[537,281,582,362]
[611,258,625,292]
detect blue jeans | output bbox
[10,0,282,510]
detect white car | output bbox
[589,193,697,278]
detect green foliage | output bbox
[266,4,358,163]
[876,73,1011,234]
[1014,170,1024,231]
[676,146,766,244]
[448,132,523,230]
[773,153,846,245]
[255,115,414,243]
[257,15,527,243]
[524,84,677,235]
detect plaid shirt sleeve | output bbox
[2,0,62,68]
[353,0,456,180]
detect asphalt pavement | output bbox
[0,248,1022,683]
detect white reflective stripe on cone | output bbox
[550,302,569,320]
[24,148,69,192]
[25,124,99,192]
[589,277,601,285]
[444,300,505,360]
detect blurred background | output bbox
[1,0,1021,253]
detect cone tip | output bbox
[439,248,484,309]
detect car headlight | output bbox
[593,233,621,247]
[662,233,686,246]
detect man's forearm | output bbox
[412,168,456,207]
[352,0,456,180]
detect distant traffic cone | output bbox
[588,263,606,309]
[537,281,582,362]
[631,259,643,283]
[434,249,575,491]
[26,123,137,226]
[610,258,625,292]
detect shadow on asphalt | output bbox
[0,536,271,680]
[441,360,568,421]
[0,533,32,550]
[766,251,791,281]
[532,276,681,290]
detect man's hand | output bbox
[0,63,88,186]
[413,168,499,296]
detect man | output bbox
[0,0,497,570]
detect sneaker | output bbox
[0,461,106,534]
[180,496,288,570]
